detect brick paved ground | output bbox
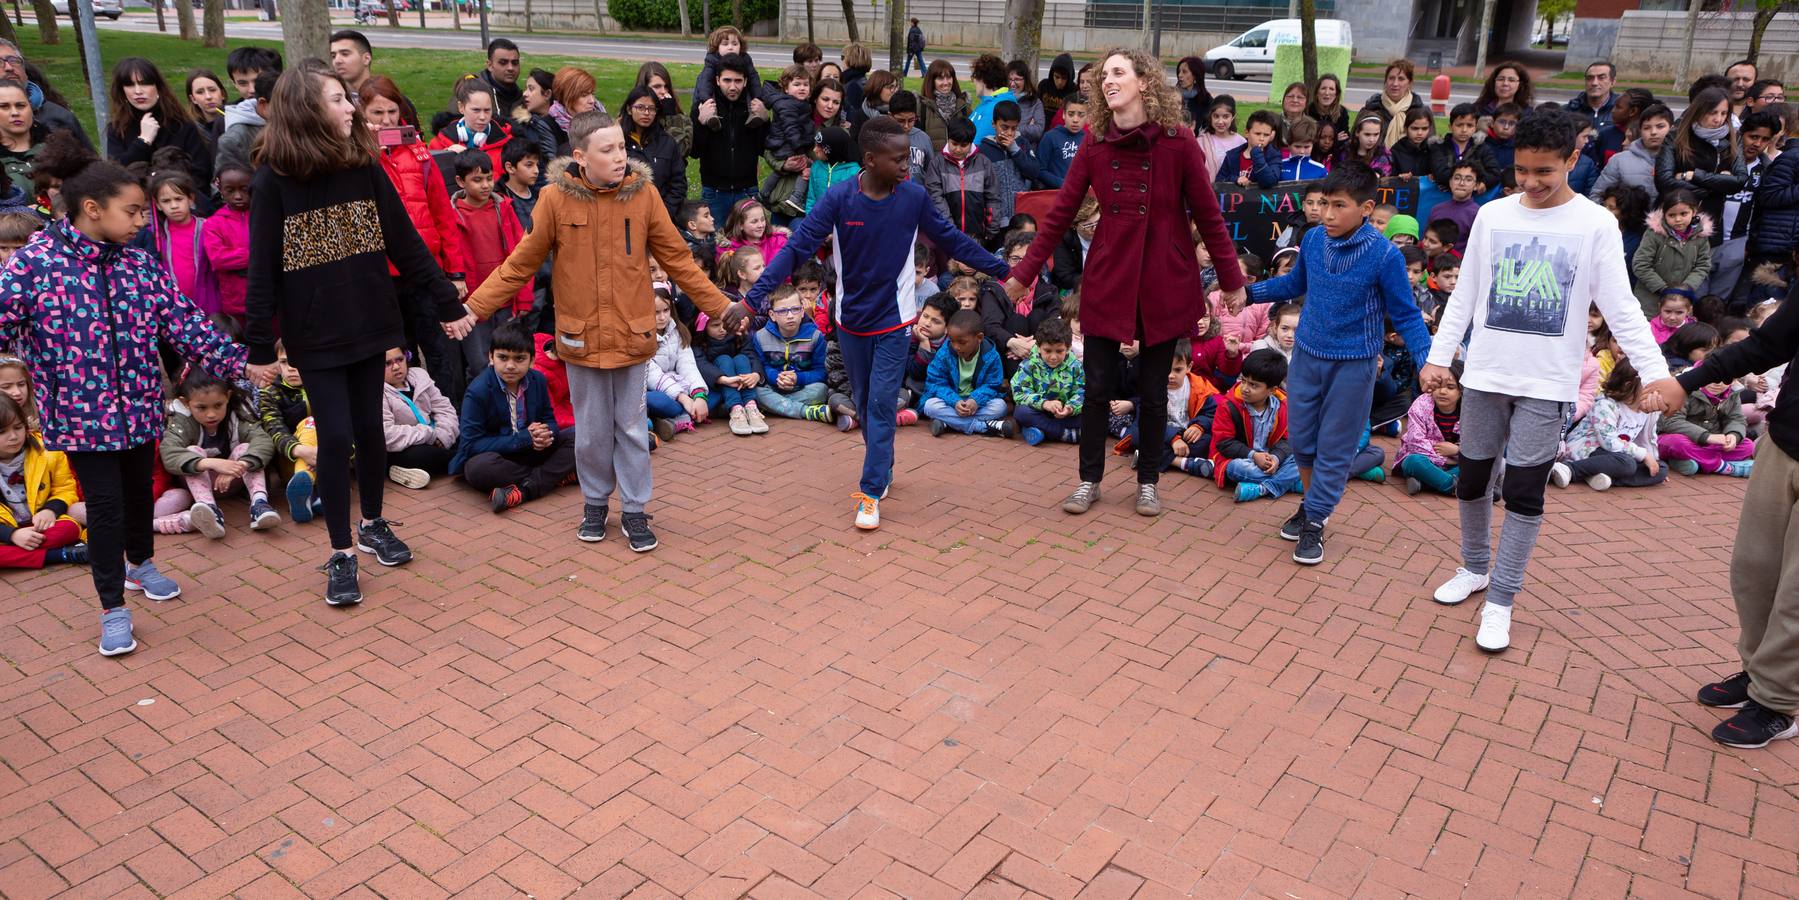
[2,424,1797,899]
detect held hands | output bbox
[1182,424,1205,445]
[1637,377,1688,415]
[1219,286,1247,312]
[1006,335,1034,359]
[1171,437,1190,457]
[1418,363,1455,392]
[245,362,278,388]
[200,457,249,479]
[443,312,477,341]
[211,471,237,494]
[1002,277,1028,303]
[1723,432,1742,451]
[720,301,751,336]
[681,393,709,423]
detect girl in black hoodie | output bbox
[1389,107,1435,180]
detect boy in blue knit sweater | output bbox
[1246,162,1434,565]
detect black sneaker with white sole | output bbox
[323,552,363,606]
[577,504,608,542]
[1711,700,1798,749]
[1292,520,1325,565]
[1697,671,1753,709]
[356,518,413,566]
[1279,509,1306,542]
[620,512,658,552]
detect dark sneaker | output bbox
[577,504,607,543]
[1279,509,1307,542]
[355,518,413,567]
[1711,700,1798,749]
[491,483,525,513]
[53,543,89,565]
[620,512,658,552]
[1698,672,1753,709]
[930,418,947,437]
[286,470,315,523]
[984,419,1015,438]
[249,498,281,530]
[1293,520,1325,565]
[323,552,362,606]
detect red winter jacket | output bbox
[428,119,514,178]
[1011,122,1244,347]
[1207,384,1290,488]
[377,142,467,278]
[533,333,575,430]
[452,192,532,316]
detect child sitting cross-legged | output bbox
[1011,316,1083,446]
[645,288,711,441]
[694,310,767,436]
[257,341,321,523]
[452,321,578,513]
[1156,341,1221,477]
[906,293,957,407]
[1396,359,1463,495]
[1658,360,1754,478]
[751,285,829,420]
[1209,347,1301,502]
[380,346,460,490]
[924,309,1013,438]
[1552,358,1668,491]
[815,336,922,432]
[161,367,280,538]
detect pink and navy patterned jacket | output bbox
[0,219,248,452]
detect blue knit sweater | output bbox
[1247,222,1433,362]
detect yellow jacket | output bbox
[0,444,80,535]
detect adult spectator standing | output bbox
[1360,59,1429,147]
[1007,60,1046,148]
[1658,86,1746,246]
[481,39,524,119]
[622,86,686,222]
[635,62,691,156]
[329,30,376,99]
[691,54,768,226]
[1565,60,1618,130]
[904,19,926,78]
[1007,48,1244,518]
[1727,59,1757,123]
[1305,74,1348,143]
[794,43,825,82]
[0,80,47,187]
[514,69,563,163]
[968,54,1013,145]
[1474,63,1534,121]
[841,42,873,129]
[0,39,90,151]
[919,59,970,151]
[106,57,213,189]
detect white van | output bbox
[1203,19,1353,81]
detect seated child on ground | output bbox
[162,367,279,538]
[813,334,922,432]
[1190,307,1244,391]
[923,309,1012,437]
[694,310,768,436]
[452,321,578,512]
[751,286,829,421]
[380,346,460,490]
[0,394,86,569]
[906,293,957,405]
[1552,358,1667,491]
[1658,360,1754,478]
[1152,342,1221,477]
[1396,359,1463,495]
[645,288,711,440]
[257,341,321,522]
[1209,348,1300,502]
[1011,316,1084,446]
[531,333,576,435]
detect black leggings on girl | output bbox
[66,443,157,611]
[301,354,389,551]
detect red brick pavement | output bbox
[2,425,1797,899]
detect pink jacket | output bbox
[1400,392,1457,467]
[200,205,250,317]
[1235,301,1271,343]
[717,230,789,263]
[380,366,459,452]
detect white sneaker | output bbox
[1433,567,1489,605]
[1585,472,1612,491]
[853,493,880,530]
[1549,462,1571,488]
[388,466,431,489]
[1476,602,1512,651]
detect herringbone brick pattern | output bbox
[2,426,1796,898]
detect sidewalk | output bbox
[0,424,1791,897]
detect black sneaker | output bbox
[620,512,658,552]
[577,504,608,543]
[1279,509,1306,542]
[1293,521,1325,566]
[984,419,1015,438]
[930,418,947,437]
[356,518,413,567]
[323,552,362,606]
[1711,700,1798,749]
[1697,672,1753,709]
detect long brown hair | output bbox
[108,57,193,138]
[184,68,226,124]
[255,60,377,180]
[924,59,962,101]
[1673,86,1738,169]
[1084,47,1183,138]
[634,61,682,114]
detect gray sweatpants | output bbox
[1455,388,1567,609]
[567,362,653,514]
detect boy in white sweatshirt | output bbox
[1420,109,1671,653]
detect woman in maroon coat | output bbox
[1006,47,1244,517]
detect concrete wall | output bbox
[1611,9,1799,81]
[1564,17,1619,69]
[1333,0,1411,62]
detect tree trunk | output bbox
[29,0,56,43]
[1002,0,1041,70]
[838,0,856,41]
[451,0,460,30]
[1299,0,1317,87]
[524,0,532,30]
[805,0,813,41]
[174,0,194,39]
[1674,0,1702,90]
[886,0,902,69]
[730,0,740,27]
[66,5,87,87]
[1748,4,1780,66]
[675,0,689,35]
[385,0,398,26]
[1139,0,1150,50]
[154,0,166,32]
[279,0,331,61]
[202,0,224,46]
[0,7,15,44]
[1471,0,1496,85]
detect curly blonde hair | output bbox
[1083,47,1185,138]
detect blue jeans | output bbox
[702,185,757,232]
[645,391,687,421]
[1224,454,1303,496]
[755,382,828,419]
[922,396,1009,433]
[1014,405,1081,443]
[707,354,755,410]
[838,326,911,497]
[903,49,926,76]
[1287,346,1379,523]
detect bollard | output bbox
[1431,73,1452,116]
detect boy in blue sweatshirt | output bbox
[1280,118,1330,183]
[1246,162,1434,566]
[749,285,830,419]
[1217,110,1282,188]
[749,116,1007,530]
[924,309,1013,437]
[1035,94,1087,189]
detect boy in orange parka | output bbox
[1114,340,1220,475]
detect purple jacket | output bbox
[0,220,247,452]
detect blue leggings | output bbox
[707,354,755,410]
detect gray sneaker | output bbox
[1135,483,1162,517]
[99,607,137,656]
[124,560,181,601]
[1061,481,1100,514]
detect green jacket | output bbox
[1657,385,1746,444]
[161,400,276,474]
[1009,349,1085,415]
[1631,209,1712,316]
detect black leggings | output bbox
[66,443,157,611]
[301,353,389,550]
[1080,336,1179,485]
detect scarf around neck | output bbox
[1695,122,1731,147]
[548,101,573,131]
[1380,91,1414,148]
[932,90,959,120]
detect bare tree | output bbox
[175,0,195,40]
[1674,0,1702,89]
[385,0,399,27]
[838,0,856,41]
[1299,0,1317,87]
[886,0,903,69]
[280,0,331,61]
[1001,0,1043,72]
[29,0,56,43]
[0,7,15,43]
[154,0,166,32]
[676,0,689,36]
[1748,1,1799,64]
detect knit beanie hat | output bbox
[1383,214,1420,241]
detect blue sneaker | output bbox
[1719,460,1754,478]
[1022,426,1045,446]
[1235,482,1265,502]
[1670,459,1700,476]
[286,471,315,523]
[99,607,137,657]
[124,560,181,601]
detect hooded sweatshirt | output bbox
[216,97,265,173]
[1036,121,1085,188]
[1588,139,1662,203]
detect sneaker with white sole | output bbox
[1585,472,1612,491]
[744,405,770,434]
[852,492,880,530]
[249,498,281,530]
[1061,481,1099,514]
[1475,602,1512,652]
[190,501,224,539]
[1549,462,1571,488]
[728,406,753,436]
[1711,701,1798,749]
[98,607,136,656]
[388,466,431,489]
[1433,567,1489,605]
[125,560,181,601]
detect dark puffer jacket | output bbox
[1751,137,1799,258]
[1657,138,1747,245]
[625,118,687,222]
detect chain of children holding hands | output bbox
[0,32,1794,751]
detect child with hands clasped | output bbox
[924,310,1013,437]
[0,132,276,657]
[1010,316,1083,446]
[1657,362,1753,477]
[1209,348,1299,501]
[453,321,578,513]
[695,311,766,435]
[161,367,278,538]
[0,394,87,570]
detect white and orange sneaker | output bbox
[852,492,880,530]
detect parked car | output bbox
[50,0,123,19]
[1203,18,1352,80]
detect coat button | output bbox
[1141,161,1150,170]
[1139,183,1147,191]
[1112,183,1121,191]
[1138,205,1147,213]
[1110,205,1118,213]
[1111,160,1120,169]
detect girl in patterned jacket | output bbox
[0,131,273,657]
